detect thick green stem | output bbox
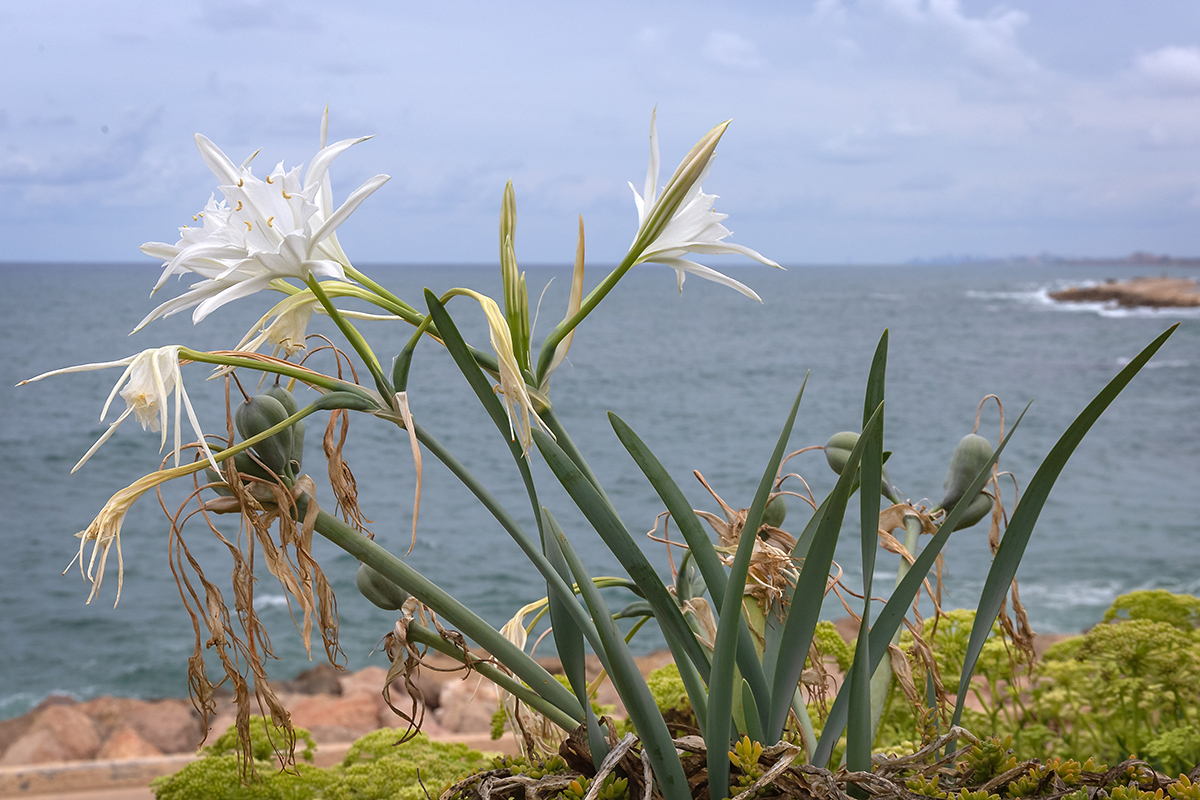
[180,349,374,400]
[405,622,579,731]
[303,499,586,723]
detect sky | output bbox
[3,0,1200,266]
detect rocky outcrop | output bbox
[1049,276,1200,308]
[0,651,677,766]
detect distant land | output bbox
[906,251,1200,267]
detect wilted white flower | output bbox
[19,346,217,473]
[137,119,389,330]
[630,110,780,300]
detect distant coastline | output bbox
[906,251,1200,267]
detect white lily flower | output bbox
[137,120,389,330]
[19,346,217,473]
[629,110,781,301]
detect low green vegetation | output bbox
[152,719,492,800]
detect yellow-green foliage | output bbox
[152,724,491,800]
[811,620,856,672]
[958,790,1001,800]
[1103,591,1200,630]
[557,774,628,800]
[959,735,1018,785]
[906,774,949,798]
[1168,775,1200,800]
[646,663,690,714]
[1032,592,1200,774]
[202,716,318,762]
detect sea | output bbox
[1,262,1197,720]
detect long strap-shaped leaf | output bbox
[425,291,606,764]
[812,402,1027,766]
[549,510,692,800]
[533,428,713,680]
[410,422,612,678]
[609,412,772,725]
[305,502,585,721]
[950,323,1179,734]
[765,401,885,742]
[707,378,807,798]
[847,332,887,777]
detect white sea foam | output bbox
[255,594,294,608]
[968,283,1200,318]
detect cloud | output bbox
[704,31,765,70]
[878,0,1040,80]
[1132,46,1200,94]
[0,109,159,187]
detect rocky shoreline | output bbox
[0,650,674,769]
[1049,275,1200,308]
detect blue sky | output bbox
[3,0,1200,265]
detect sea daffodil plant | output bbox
[21,110,1178,800]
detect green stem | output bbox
[405,621,579,731]
[180,349,374,400]
[534,250,639,384]
[343,264,423,323]
[306,276,393,400]
[407,420,607,657]
[303,499,586,723]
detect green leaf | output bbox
[533,429,712,682]
[766,401,884,743]
[708,379,807,796]
[542,511,609,768]
[847,332,887,777]
[950,323,1179,734]
[609,412,771,724]
[550,516,691,800]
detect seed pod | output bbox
[761,495,787,530]
[263,384,304,470]
[952,491,994,531]
[355,563,410,610]
[824,431,859,475]
[235,394,293,476]
[941,434,994,512]
[824,431,896,500]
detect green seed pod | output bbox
[941,433,994,512]
[262,384,298,416]
[761,495,787,530]
[825,431,896,500]
[263,384,304,470]
[952,491,994,531]
[235,394,293,476]
[355,563,410,610]
[824,431,859,475]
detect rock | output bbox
[125,699,204,754]
[0,714,34,762]
[287,691,380,743]
[338,666,389,698]
[435,676,499,734]
[0,704,101,764]
[1049,276,1200,308]
[96,726,164,760]
[278,664,344,696]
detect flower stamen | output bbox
[244,221,252,231]
[267,216,274,227]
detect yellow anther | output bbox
[192,215,198,221]
[265,175,274,184]
[237,178,244,187]
[281,189,291,199]
[267,216,274,227]
[235,201,243,211]
[244,221,252,231]
[198,212,204,218]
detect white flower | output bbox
[19,346,217,473]
[137,118,389,330]
[630,110,780,300]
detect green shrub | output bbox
[152,721,492,800]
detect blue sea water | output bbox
[1,262,1197,720]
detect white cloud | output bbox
[877,0,1040,79]
[704,31,765,70]
[1132,46,1200,94]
